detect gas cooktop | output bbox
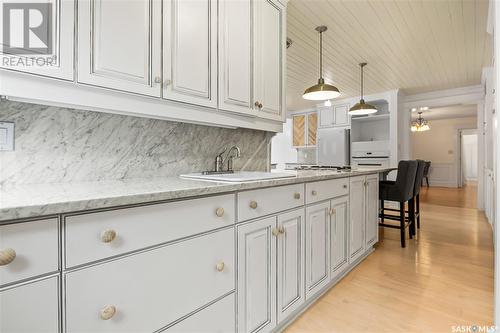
[294,165,351,171]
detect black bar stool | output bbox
[379,160,418,248]
[411,160,426,234]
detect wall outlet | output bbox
[0,122,14,151]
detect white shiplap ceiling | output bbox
[286,0,493,111]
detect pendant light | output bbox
[411,112,431,132]
[349,63,377,115]
[302,26,341,101]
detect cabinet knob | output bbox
[215,207,225,217]
[254,101,263,109]
[249,201,258,209]
[272,227,280,237]
[154,76,162,84]
[311,190,317,196]
[343,184,348,189]
[329,208,336,216]
[100,305,117,320]
[278,226,285,234]
[0,248,16,266]
[294,193,301,199]
[216,262,225,272]
[101,230,117,243]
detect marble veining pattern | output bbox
[0,168,395,221]
[0,100,272,186]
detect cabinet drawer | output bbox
[162,294,235,332]
[237,184,304,222]
[0,276,60,333]
[65,228,235,333]
[305,178,349,204]
[65,194,235,267]
[0,219,59,286]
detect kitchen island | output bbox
[0,167,393,333]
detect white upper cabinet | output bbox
[318,104,350,128]
[253,0,285,121]
[0,0,74,80]
[77,0,162,96]
[218,0,253,115]
[163,0,217,107]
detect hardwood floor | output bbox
[285,186,494,333]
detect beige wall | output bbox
[411,117,477,163]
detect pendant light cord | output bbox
[360,64,364,101]
[319,31,323,80]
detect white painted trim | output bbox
[427,163,458,188]
[403,85,484,108]
[0,70,284,132]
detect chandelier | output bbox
[411,111,430,132]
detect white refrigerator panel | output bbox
[317,128,349,166]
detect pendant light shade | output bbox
[349,63,377,115]
[302,26,340,101]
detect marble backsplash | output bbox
[0,101,272,186]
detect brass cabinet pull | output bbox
[101,230,117,243]
[216,262,225,272]
[215,207,225,217]
[100,305,117,320]
[0,248,16,266]
[294,193,301,199]
[278,226,285,234]
[249,201,258,209]
[272,227,280,236]
[311,190,317,196]
[154,76,162,84]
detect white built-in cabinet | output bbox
[77,0,162,96]
[0,173,383,333]
[330,196,349,280]
[0,0,75,80]
[318,104,350,128]
[163,0,217,107]
[349,174,379,263]
[237,208,305,333]
[237,216,277,333]
[305,201,330,299]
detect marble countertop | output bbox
[0,167,395,221]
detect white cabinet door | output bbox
[163,0,217,107]
[333,104,350,127]
[253,0,284,121]
[218,0,253,115]
[277,209,305,323]
[0,276,60,333]
[66,229,234,333]
[330,196,349,280]
[0,0,74,80]
[237,217,277,333]
[365,174,379,248]
[318,106,334,128]
[78,0,161,96]
[349,176,365,262]
[305,201,330,299]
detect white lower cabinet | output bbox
[237,208,305,333]
[0,276,60,333]
[330,196,349,280]
[365,174,380,248]
[349,174,379,263]
[305,202,330,299]
[65,228,234,333]
[277,209,305,322]
[161,293,235,333]
[237,216,277,333]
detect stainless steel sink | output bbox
[180,171,296,183]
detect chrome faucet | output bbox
[226,146,241,172]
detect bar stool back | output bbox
[379,160,418,247]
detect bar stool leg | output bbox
[416,194,420,229]
[380,199,384,223]
[400,201,406,248]
[409,198,415,238]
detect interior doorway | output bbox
[458,129,479,188]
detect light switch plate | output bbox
[0,122,14,151]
